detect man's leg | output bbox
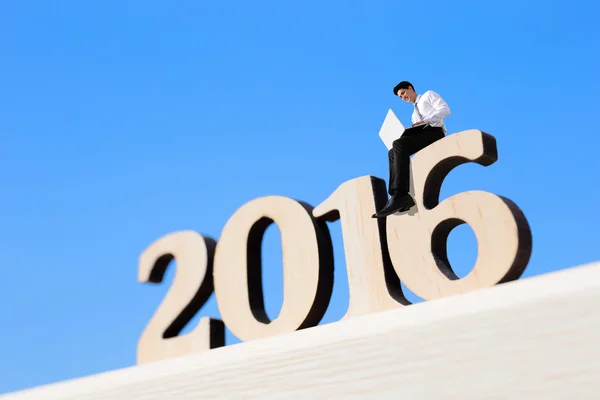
[377,148,399,214]
[390,127,444,194]
[388,148,396,195]
[386,125,423,196]
[374,126,445,217]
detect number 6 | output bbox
[386,129,532,299]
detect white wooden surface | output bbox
[3,261,600,399]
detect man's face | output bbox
[396,87,415,103]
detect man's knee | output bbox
[392,137,408,153]
[392,137,405,147]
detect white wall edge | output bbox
[3,261,600,399]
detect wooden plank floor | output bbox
[3,261,600,399]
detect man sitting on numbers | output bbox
[372,81,451,218]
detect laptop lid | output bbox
[378,109,405,150]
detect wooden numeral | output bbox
[213,196,334,342]
[135,129,534,364]
[386,129,532,300]
[313,175,410,319]
[137,231,225,364]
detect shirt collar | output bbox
[414,94,421,105]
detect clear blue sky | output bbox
[1,0,599,394]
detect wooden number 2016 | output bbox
[137,129,532,365]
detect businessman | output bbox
[372,81,451,218]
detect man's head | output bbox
[393,81,417,103]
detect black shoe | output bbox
[381,195,396,211]
[372,195,396,218]
[393,194,415,213]
[371,193,415,218]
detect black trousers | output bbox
[388,125,445,195]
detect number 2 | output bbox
[137,230,225,364]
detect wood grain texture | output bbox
[5,261,600,399]
[134,129,532,360]
[313,175,410,319]
[213,195,334,342]
[387,129,532,300]
[136,230,224,365]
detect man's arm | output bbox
[421,90,451,125]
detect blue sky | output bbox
[1,0,599,394]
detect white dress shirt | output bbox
[411,90,451,132]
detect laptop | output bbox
[378,109,406,150]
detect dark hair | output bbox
[393,81,414,95]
